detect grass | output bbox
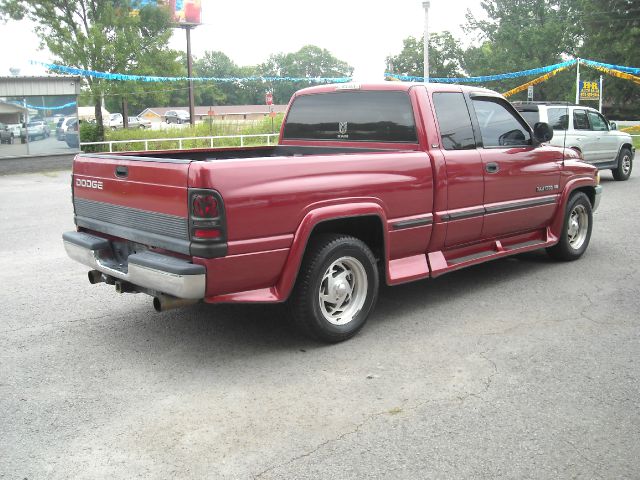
[84,114,285,153]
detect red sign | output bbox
[265,92,273,105]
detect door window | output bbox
[547,108,569,130]
[432,92,475,150]
[472,98,531,147]
[573,109,590,130]
[587,111,608,131]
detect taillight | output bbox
[189,189,227,258]
[192,193,218,218]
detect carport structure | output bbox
[0,75,81,158]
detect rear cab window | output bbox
[432,92,476,150]
[282,91,418,143]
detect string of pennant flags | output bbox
[26,58,640,103]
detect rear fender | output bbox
[275,203,388,301]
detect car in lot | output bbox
[0,122,16,144]
[127,116,152,129]
[163,110,190,124]
[63,82,601,342]
[64,118,80,148]
[26,120,50,140]
[514,102,635,180]
[56,117,76,140]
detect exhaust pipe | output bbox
[153,294,199,312]
[114,280,137,294]
[88,270,104,284]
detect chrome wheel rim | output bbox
[622,154,632,175]
[318,256,368,326]
[567,204,589,250]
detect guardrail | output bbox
[80,133,280,153]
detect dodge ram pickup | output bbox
[63,82,602,342]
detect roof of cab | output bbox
[294,82,500,97]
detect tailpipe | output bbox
[88,270,105,284]
[153,294,200,312]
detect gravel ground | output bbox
[0,170,638,479]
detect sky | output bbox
[0,0,483,80]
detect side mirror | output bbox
[533,122,553,144]
[610,121,617,130]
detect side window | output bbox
[432,92,475,150]
[471,98,531,147]
[573,109,590,130]
[587,111,608,131]
[547,108,569,130]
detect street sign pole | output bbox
[599,75,603,113]
[423,1,430,83]
[185,25,195,127]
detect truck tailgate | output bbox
[72,154,192,254]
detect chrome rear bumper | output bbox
[62,231,205,299]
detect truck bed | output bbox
[88,145,407,162]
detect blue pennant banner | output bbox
[25,101,77,110]
[385,59,578,83]
[580,59,640,76]
[29,61,353,84]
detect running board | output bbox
[428,229,558,278]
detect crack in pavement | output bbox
[253,350,499,479]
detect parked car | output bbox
[127,116,152,129]
[56,117,76,140]
[107,113,124,130]
[26,121,50,140]
[63,82,601,343]
[513,102,635,180]
[0,122,15,144]
[164,110,190,124]
[64,118,80,148]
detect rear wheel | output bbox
[547,192,593,261]
[612,147,633,181]
[288,234,379,343]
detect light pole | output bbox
[423,1,430,83]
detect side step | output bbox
[428,229,558,278]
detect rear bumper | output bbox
[62,231,205,299]
[593,185,603,212]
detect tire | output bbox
[288,234,379,343]
[612,147,633,181]
[547,192,593,261]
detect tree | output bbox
[463,0,579,101]
[258,45,354,104]
[0,0,180,138]
[385,32,464,78]
[575,0,640,117]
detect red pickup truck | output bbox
[63,83,601,342]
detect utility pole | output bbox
[423,1,430,83]
[185,25,196,127]
[599,75,603,113]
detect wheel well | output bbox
[309,215,385,264]
[573,186,596,207]
[620,143,633,154]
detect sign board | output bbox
[579,80,600,101]
[133,0,202,26]
[527,86,534,101]
[208,109,215,116]
[265,92,273,105]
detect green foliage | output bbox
[386,32,464,78]
[256,45,354,105]
[79,121,102,152]
[82,114,285,152]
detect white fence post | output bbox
[240,135,244,147]
[178,138,183,149]
[109,142,113,153]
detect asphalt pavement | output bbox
[0,170,638,479]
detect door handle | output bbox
[115,165,128,178]
[485,162,500,174]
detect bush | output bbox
[79,122,103,153]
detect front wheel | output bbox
[288,234,379,343]
[612,147,633,181]
[547,192,593,261]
